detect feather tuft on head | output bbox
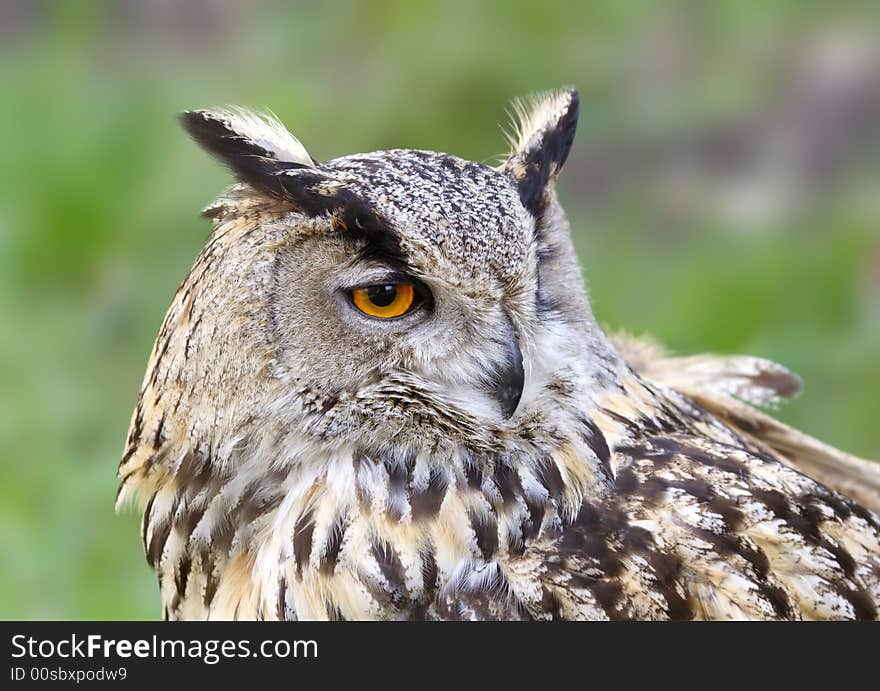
[183,107,316,168]
[503,89,578,159]
[501,88,579,215]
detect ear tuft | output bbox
[180,108,317,198]
[502,88,579,215]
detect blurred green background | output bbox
[1,1,878,619]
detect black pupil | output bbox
[366,285,397,307]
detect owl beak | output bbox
[491,331,525,419]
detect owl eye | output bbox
[350,283,416,319]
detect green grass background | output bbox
[0,1,878,619]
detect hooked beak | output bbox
[490,329,525,419]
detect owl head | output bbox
[117,89,622,509]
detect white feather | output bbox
[211,107,315,167]
[504,89,576,157]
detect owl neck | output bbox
[144,361,658,620]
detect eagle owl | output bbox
[117,88,880,620]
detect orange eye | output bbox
[351,283,416,319]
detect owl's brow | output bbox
[331,196,414,275]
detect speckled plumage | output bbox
[117,88,880,620]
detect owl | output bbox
[117,88,880,620]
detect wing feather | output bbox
[611,332,880,514]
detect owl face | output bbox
[268,148,541,428]
[127,90,595,472]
